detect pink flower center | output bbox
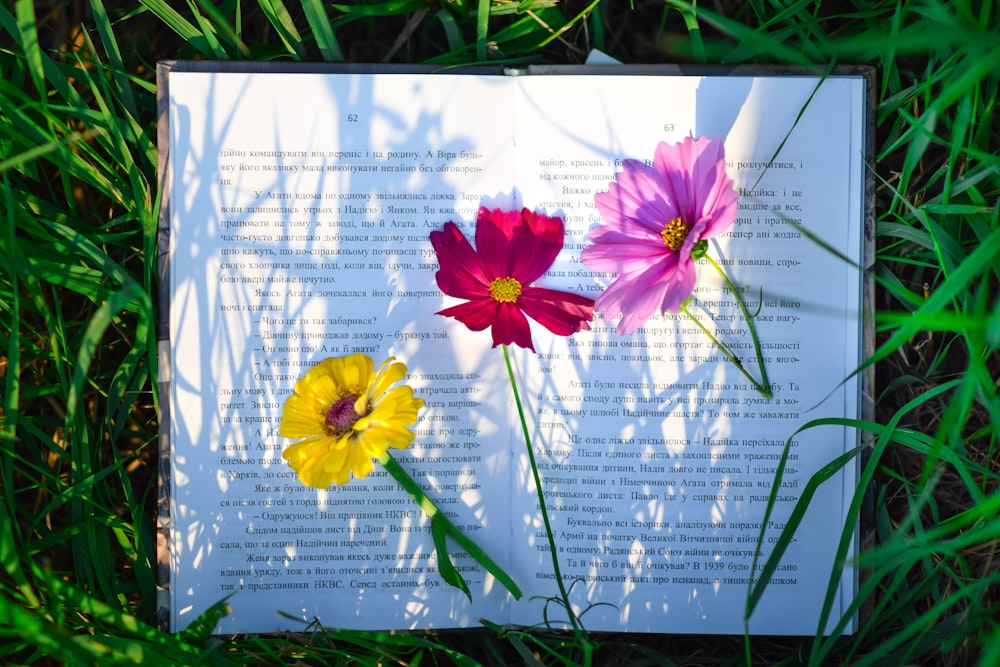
[489,276,522,303]
[325,394,361,434]
[660,217,691,252]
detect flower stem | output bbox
[502,345,583,634]
[700,255,773,399]
[680,306,764,392]
[379,452,522,600]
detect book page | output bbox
[508,74,865,634]
[166,71,520,633]
[164,68,866,636]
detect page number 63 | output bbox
[663,123,676,132]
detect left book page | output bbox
[162,69,520,633]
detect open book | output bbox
[157,62,872,636]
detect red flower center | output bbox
[660,217,691,252]
[489,276,522,303]
[325,394,361,434]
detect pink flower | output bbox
[581,136,738,335]
[430,206,595,352]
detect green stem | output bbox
[502,345,582,634]
[702,255,773,399]
[379,452,523,600]
[681,306,769,396]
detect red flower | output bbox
[430,207,595,352]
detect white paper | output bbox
[165,69,866,635]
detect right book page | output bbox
[505,72,867,635]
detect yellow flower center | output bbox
[489,276,522,303]
[660,217,691,252]
[325,394,361,435]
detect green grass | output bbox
[1,0,998,665]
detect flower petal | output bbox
[510,208,565,284]
[491,302,535,350]
[367,357,407,405]
[659,256,697,313]
[430,222,492,299]
[580,229,667,276]
[474,207,519,277]
[518,286,595,337]
[436,298,503,333]
[592,252,695,334]
[278,394,327,438]
[326,354,374,395]
[595,162,679,238]
[283,434,350,488]
[349,441,376,479]
[595,267,671,335]
[474,207,565,283]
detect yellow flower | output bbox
[280,354,424,487]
